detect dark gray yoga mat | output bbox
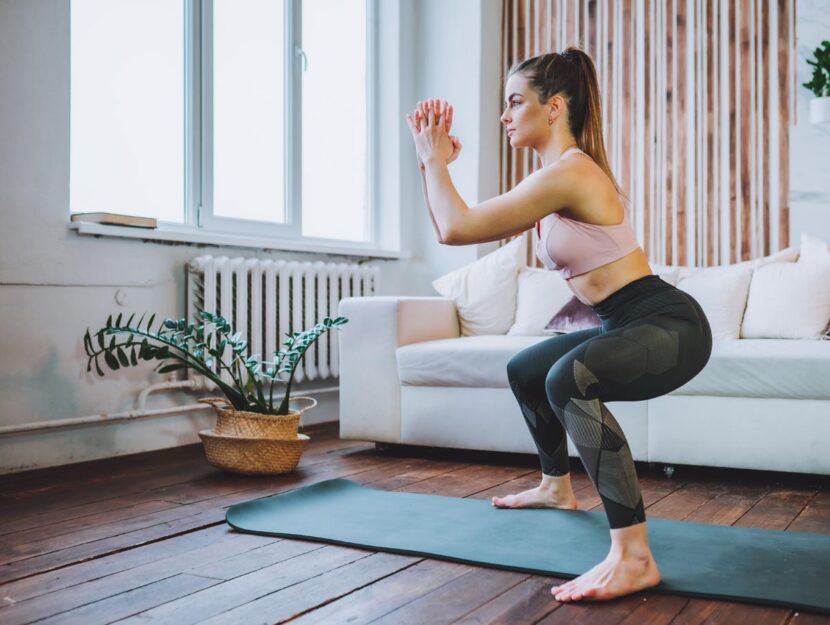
[226,478,830,614]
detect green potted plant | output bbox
[83,310,348,475]
[804,40,830,124]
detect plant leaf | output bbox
[116,347,129,367]
[104,350,120,370]
[157,363,188,374]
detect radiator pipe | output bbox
[0,376,339,438]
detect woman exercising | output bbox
[404,46,712,603]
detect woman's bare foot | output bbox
[551,523,662,602]
[491,474,578,510]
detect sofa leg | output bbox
[375,442,395,455]
[663,464,676,479]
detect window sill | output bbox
[68,221,412,260]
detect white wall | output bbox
[790,0,830,243]
[399,0,503,285]
[0,0,499,473]
[2,0,823,473]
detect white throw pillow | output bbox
[431,236,526,336]
[507,267,574,335]
[676,246,800,280]
[799,233,830,264]
[676,264,754,340]
[741,261,830,338]
[648,263,681,286]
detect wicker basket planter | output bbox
[196,395,318,475]
[198,429,310,475]
[83,308,346,476]
[197,396,317,439]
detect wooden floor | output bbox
[2,421,829,625]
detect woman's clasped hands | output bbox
[405,98,462,170]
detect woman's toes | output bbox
[580,585,598,599]
[552,582,572,598]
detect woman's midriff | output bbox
[565,247,654,306]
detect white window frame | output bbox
[194,0,376,243]
[70,0,407,259]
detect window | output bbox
[69,0,185,223]
[70,0,374,245]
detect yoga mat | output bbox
[226,478,830,614]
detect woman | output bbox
[404,46,713,603]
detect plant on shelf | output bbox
[83,310,348,415]
[804,40,830,125]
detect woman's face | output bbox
[500,73,545,147]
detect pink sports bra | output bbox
[534,148,640,279]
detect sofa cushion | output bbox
[676,246,800,280]
[543,296,601,334]
[431,237,525,336]
[397,335,545,388]
[796,233,830,339]
[799,233,829,264]
[676,265,753,340]
[397,336,830,399]
[649,263,682,286]
[507,267,573,336]
[740,261,830,339]
[655,339,830,399]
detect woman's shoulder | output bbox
[554,160,625,223]
[538,152,616,204]
[538,148,604,185]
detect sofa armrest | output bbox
[337,296,460,442]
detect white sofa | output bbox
[338,239,830,476]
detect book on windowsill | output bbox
[70,212,158,229]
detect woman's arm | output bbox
[420,164,447,243]
[411,100,461,244]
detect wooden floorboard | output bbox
[1,421,828,625]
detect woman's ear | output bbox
[548,94,566,120]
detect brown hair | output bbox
[507,46,626,200]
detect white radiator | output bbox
[186,255,380,386]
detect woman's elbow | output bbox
[440,230,459,245]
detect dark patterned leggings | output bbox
[506,274,713,529]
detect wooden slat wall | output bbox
[500,0,796,268]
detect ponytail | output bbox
[507,46,627,202]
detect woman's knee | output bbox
[506,351,535,385]
[544,360,575,407]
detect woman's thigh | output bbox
[507,326,602,391]
[546,313,712,404]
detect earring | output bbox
[548,118,553,125]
